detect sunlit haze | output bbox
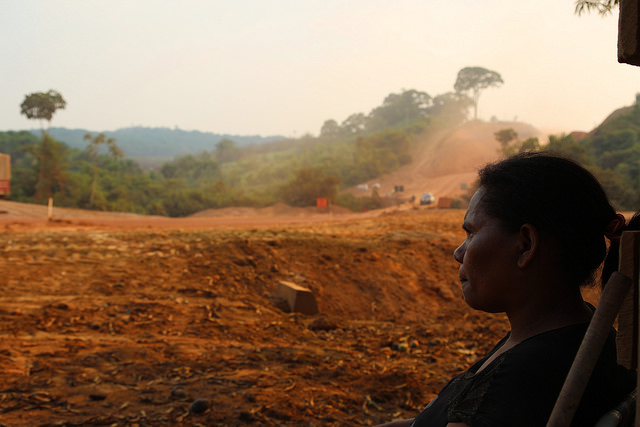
[2,0,638,137]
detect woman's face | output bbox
[453,187,520,312]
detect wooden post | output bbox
[620,231,640,427]
[612,231,640,427]
[547,272,632,427]
[47,197,53,220]
[618,0,640,66]
[617,232,640,369]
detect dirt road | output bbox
[348,121,542,200]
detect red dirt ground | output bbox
[0,204,605,426]
[0,122,601,426]
[0,205,515,426]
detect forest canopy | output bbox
[1,77,479,217]
[3,77,639,216]
[495,102,640,210]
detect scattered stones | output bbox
[189,398,210,414]
[170,386,187,400]
[307,316,339,332]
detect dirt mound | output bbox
[0,199,153,219]
[190,202,354,218]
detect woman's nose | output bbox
[453,242,465,264]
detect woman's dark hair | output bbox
[478,152,618,287]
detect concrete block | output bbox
[277,281,319,315]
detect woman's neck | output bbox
[506,288,592,344]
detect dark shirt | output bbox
[411,323,633,427]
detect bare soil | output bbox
[0,122,600,426]
[0,207,503,426]
[0,205,604,426]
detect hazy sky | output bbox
[1,1,638,137]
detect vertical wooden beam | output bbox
[624,231,640,427]
[616,232,640,369]
[618,0,640,66]
[47,197,53,220]
[615,231,640,427]
[548,272,632,426]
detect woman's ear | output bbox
[517,224,539,268]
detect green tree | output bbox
[495,128,518,145]
[546,134,590,165]
[494,128,540,157]
[320,119,342,139]
[83,133,123,207]
[367,89,431,132]
[279,167,340,207]
[495,128,519,156]
[215,138,239,163]
[454,67,503,120]
[20,90,66,128]
[351,130,412,183]
[161,152,221,185]
[33,134,69,201]
[575,0,617,15]
[430,92,474,126]
[341,113,367,136]
[19,90,67,202]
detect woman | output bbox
[379,152,637,427]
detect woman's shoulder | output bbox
[507,322,596,361]
[492,322,619,395]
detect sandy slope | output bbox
[348,121,542,200]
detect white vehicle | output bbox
[420,193,435,205]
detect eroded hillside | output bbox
[349,121,541,200]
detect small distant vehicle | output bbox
[420,193,435,205]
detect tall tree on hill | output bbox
[430,92,474,125]
[367,89,431,132]
[319,119,342,140]
[341,113,367,136]
[454,67,503,120]
[20,90,67,202]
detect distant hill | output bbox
[31,126,285,166]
